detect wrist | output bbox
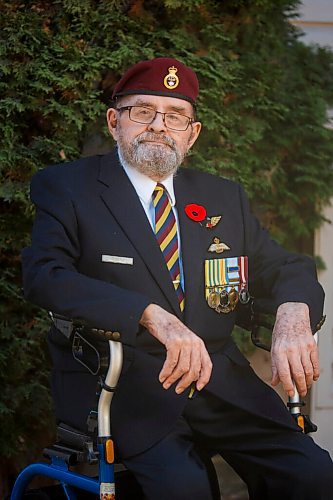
[276,302,309,318]
[139,303,159,327]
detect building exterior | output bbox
[294,0,333,456]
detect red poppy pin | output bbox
[185,203,206,222]
[184,204,222,229]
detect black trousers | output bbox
[123,390,333,500]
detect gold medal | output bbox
[164,66,179,90]
[228,287,239,310]
[217,304,232,314]
[207,291,221,309]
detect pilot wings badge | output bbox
[208,237,230,254]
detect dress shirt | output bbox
[118,149,185,291]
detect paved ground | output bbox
[213,455,249,499]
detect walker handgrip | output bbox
[287,386,317,434]
[98,340,123,438]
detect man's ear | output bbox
[187,121,202,151]
[106,108,118,140]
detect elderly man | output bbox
[22,57,333,499]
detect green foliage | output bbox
[0,289,52,460]
[1,0,333,483]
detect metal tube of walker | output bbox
[98,340,123,437]
[98,340,123,499]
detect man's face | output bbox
[107,94,202,181]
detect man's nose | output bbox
[147,111,167,132]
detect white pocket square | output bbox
[102,255,133,265]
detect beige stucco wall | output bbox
[312,202,333,456]
[295,0,333,458]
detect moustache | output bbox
[135,132,176,149]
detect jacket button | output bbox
[112,331,121,341]
[104,330,113,340]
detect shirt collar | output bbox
[118,149,176,206]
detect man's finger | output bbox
[288,354,307,397]
[161,345,192,389]
[273,354,295,396]
[271,362,280,387]
[310,349,320,381]
[300,352,315,389]
[196,351,212,391]
[159,347,181,383]
[174,347,202,393]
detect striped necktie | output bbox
[152,183,185,312]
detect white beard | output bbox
[117,130,186,179]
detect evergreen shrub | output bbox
[1,0,332,484]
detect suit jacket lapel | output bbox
[174,171,207,324]
[98,150,181,317]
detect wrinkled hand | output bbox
[140,304,212,394]
[271,302,319,397]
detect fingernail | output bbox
[196,383,204,391]
[163,383,170,390]
[175,387,183,394]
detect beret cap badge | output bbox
[112,57,199,104]
[164,66,179,90]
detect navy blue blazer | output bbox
[22,148,324,457]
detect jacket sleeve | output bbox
[21,168,152,347]
[238,184,324,332]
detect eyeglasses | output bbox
[116,105,194,131]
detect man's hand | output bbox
[271,302,319,397]
[140,304,212,394]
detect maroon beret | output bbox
[112,57,199,105]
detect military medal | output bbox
[217,289,234,313]
[164,66,179,90]
[208,237,230,254]
[207,291,221,309]
[239,288,250,304]
[204,256,249,314]
[228,287,239,309]
[219,289,229,306]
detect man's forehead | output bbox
[118,94,194,114]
